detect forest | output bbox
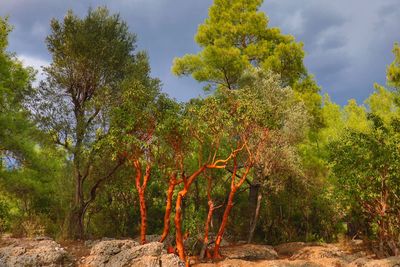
[1,0,400,265]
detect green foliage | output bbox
[325,84,400,255]
[26,7,161,238]
[0,16,66,237]
[172,0,307,90]
[2,0,400,254]
[387,43,400,90]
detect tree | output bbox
[169,70,309,259]
[324,46,400,255]
[325,92,400,256]
[30,7,152,239]
[211,71,309,256]
[172,0,322,246]
[387,43,400,90]
[0,17,65,237]
[107,76,161,244]
[172,0,307,90]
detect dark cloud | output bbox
[263,0,400,104]
[1,0,399,105]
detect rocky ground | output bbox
[195,241,400,267]
[1,236,400,267]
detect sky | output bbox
[0,0,399,105]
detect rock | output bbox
[160,254,184,267]
[274,242,306,256]
[84,240,95,248]
[82,240,183,267]
[83,241,160,266]
[129,255,159,267]
[351,239,364,246]
[134,235,175,250]
[199,259,255,267]
[290,244,347,260]
[134,235,162,243]
[34,236,53,241]
[84,237,117,249]
[128,254,184,267]
[88,239,139,256]
[194,259,323,267]
[220,244,278,260]
[348,256,400,267]
[0,237,74,267]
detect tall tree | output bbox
[172,0,308,90]
[30,7,152,239]
[0,17,65,236]
[171,0,321,245]
[324,45,400,256]
[107,76,162,244]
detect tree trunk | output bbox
[247,166,262,242]
[66,205,85,239]
[68,146,85,239]
[200,200,214,259]
[213,163,251,259]
[174,188,186,260]
[160,173,179,243]
[67,107,86,239]
[248,192,262,243]
[174,166,206,261]
[133,160,151,245]
[213,188,236,258]
[200,173,215,259]
[138,188,147,244]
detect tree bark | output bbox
[248,192,262,243]
[133,160,151,245]
[175,166,206,261]
[160,173,180,243]
[248,182,260,238]
[213,162,251,259]
[66,206,85,239]
[200,174,216,259]
[213,188,235,258]
[200,200,214,259]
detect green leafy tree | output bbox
[172,0,307,89]
[0,17,65,237]
[325,46,400,255]
[29,7,155,239]
[387,43,400,90]
[172,0,323,248]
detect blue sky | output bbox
[1,0,399,105]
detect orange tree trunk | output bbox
[175,165,207,260]
[160,173,181,243]
[138,187,147,244]
[133,160,151,245]
[200,173,216,259]
[174,146,247,260]
[199,199,214,259]
[213,163,251,258]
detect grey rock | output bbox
[0,237,74,267]
[274,242,306,256]
[290,244,346,260]
[82,240,184,267]
[220,244,278,260]
[160,254,185,267]
[348,256,400,267]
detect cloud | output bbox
[1,0,400,104]
[263,0,400,104]
[17,54,49,85]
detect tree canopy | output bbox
[1,0,400,262]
